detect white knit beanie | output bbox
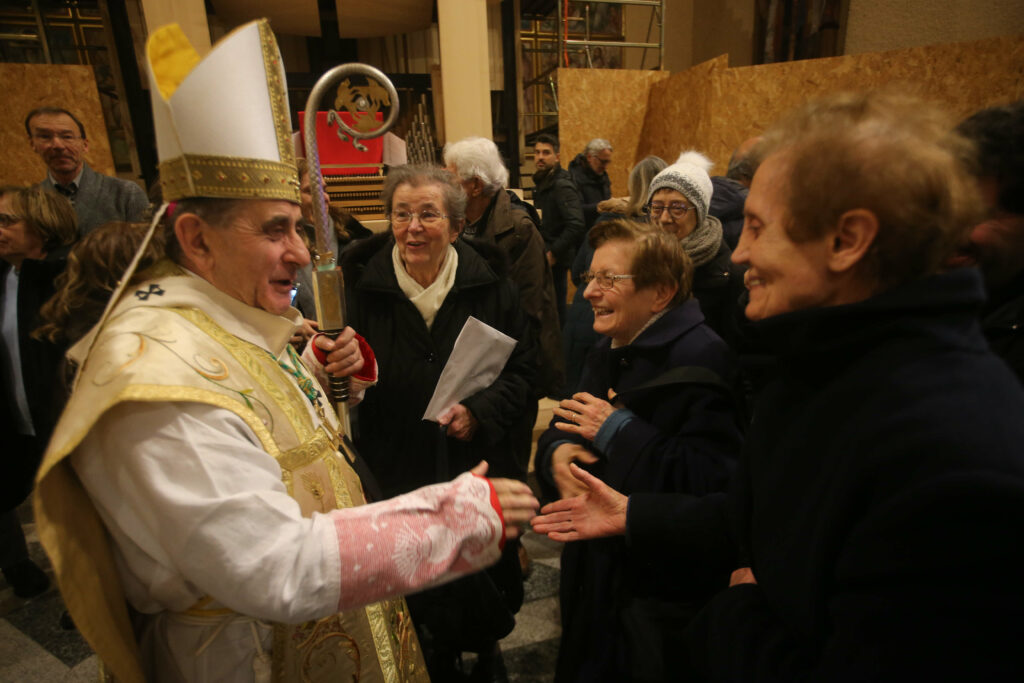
[645,151,714,226]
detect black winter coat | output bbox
[692,239,746,349]
[568,153,611,229]
[981,268,1024,384]
[709,176,748,251]
[533,165,586,267]
[1,254,68,511]
[342,233,537,496]
[629,268,1024,681]
[464,190,565,397]
[537,300,744,682]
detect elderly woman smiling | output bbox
[341,164,536,680]
[646,151,746,344]
[535,219,743,682]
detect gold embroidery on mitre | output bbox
[159,155,300,203]
[257,19,296,170]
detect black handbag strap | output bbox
[614,365,748,428]
[615,365,731,398]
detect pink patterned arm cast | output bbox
[331,471,504,610]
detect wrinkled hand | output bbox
[729,567,756,586]
[471,461,538,540]
[554,390,617,442]
[290,318,318,350]
[550,443,599,499]
[439,403,478,441]
[313,326,364,378]
[531,463,627,542]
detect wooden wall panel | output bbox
[635,55,725,172]
[0,64,115,187]
[558,68,669,196]
[634,35,1024,174]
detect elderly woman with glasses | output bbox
[535,219,744,682]
[647,151,746,345]
[341,164,536,680]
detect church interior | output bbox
[1,1,1022,680]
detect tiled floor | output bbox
[0,400,565,682]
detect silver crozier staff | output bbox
[302,64,399,434]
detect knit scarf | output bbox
[681,215,723,268]
[392,244,459,329]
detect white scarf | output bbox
[392,244,459,329]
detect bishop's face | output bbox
[201,200,311,315]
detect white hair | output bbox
[442,136,509,197]
[585,138,613,156]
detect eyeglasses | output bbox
[31,132,82,143]
[0,213,23,227]
[581,270,635,289]
[389,209,448,227]
[646,202,694,219]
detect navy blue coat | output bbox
[537,300,744,682]
[629,269,1024,681]
[981,269,1024,384]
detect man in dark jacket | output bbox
[533,134,585,324]
[950,100,1024,383]
[568,138,613,229]
[444,136,566,464]
[533,91,1024,681]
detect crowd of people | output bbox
[2,16,1023,683]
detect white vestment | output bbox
[49,267,503,682]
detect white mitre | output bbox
[146,18,300,203]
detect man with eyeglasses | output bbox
[25,107,148,236]
[568,138,613,229]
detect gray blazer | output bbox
[40,163,148,235]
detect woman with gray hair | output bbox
[647,151,745,344]
[340,164,537,680]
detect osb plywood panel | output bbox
[701,35,1024,172]
[636,55,727,174]
[558,67,669,196]
[0,64,115,187]
[627,35,1024,174]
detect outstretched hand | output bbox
[471,461,539,540]
[530,463,628,542]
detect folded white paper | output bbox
[422,316,516,422]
